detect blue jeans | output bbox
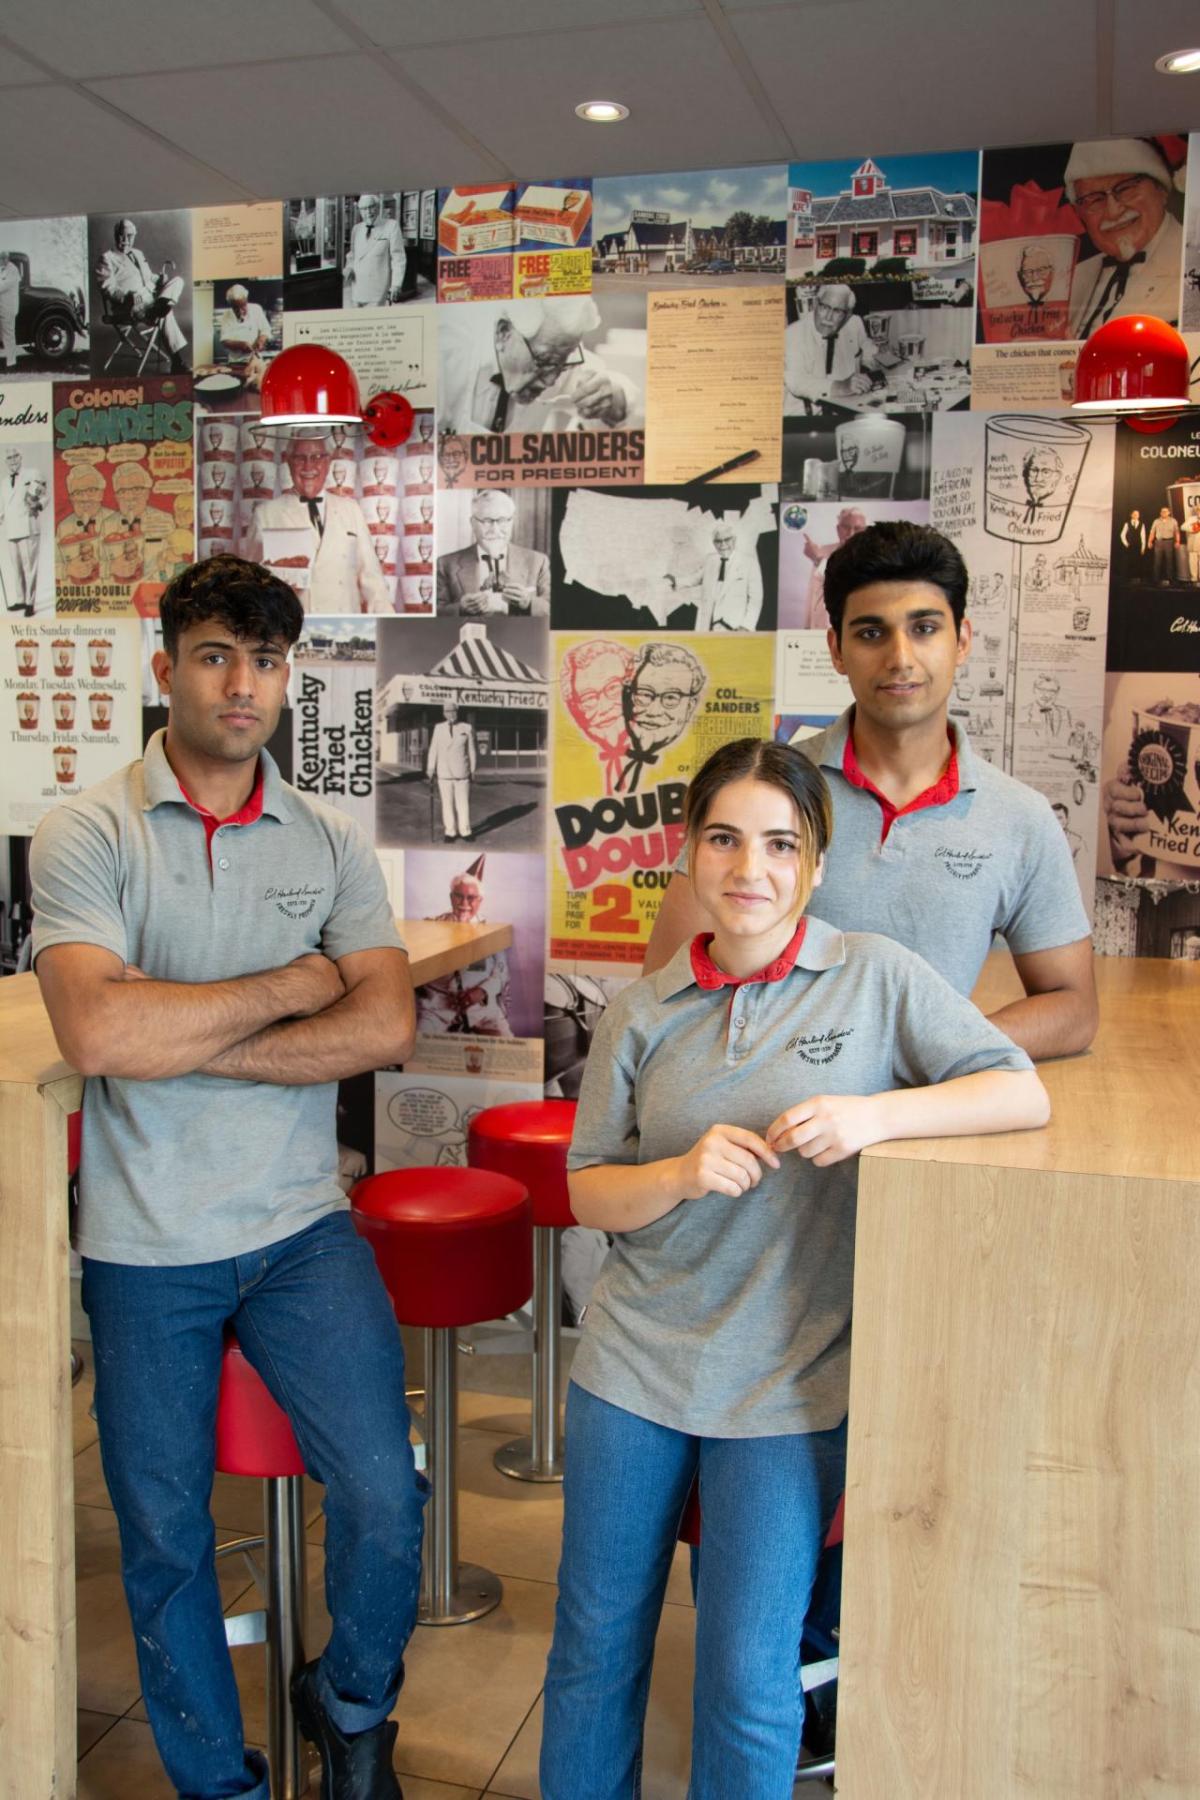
[83,1211,427,1800]
[540,1383,846,1800]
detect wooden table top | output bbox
[864,951,1199,1186]
[0,918,513,1089]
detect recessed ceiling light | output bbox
[575,100,630,123]
[1155,47,1200,73]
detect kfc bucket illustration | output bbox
[17,691,40,731]
[16,637,38,675]
[52,637,76,677]
[89,692,114,731]
[983,415,1090,544]
[88,636,113,677]
[52,691,76,730]
[978,235,1078,342]
[53,744,77,785]
[1128,703,1200,862]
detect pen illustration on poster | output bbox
[2,616,140,834]
[785,151,979,416]
[550,632,773,960]
[53,374,194,616]
[932,409,1114,905]
[550,483,778,631]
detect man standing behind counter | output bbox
[645,521,1098,1059]
[30,554,424,1800]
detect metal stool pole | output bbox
[265,1475,309,1799]
[495,1225,564,1483]
[419,1327,501,1626]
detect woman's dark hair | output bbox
[158,554,305,659]
[821,520,968,639]
[685,738,832,903]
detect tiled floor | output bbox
[72,1337,706,1800]
[72,1338,830,1798]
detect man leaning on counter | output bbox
[29,553,424,1800]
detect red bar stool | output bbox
[215,1334,310,1800]
[352,1167,532,1624]
[468,1100,576,1484]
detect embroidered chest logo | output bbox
[935,845,993,881]
[786,1027,854,1066]
[264,883,325,920]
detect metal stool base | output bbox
[418,1562,502,1626]
[494,1433,564,1483]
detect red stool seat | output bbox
[215,1337,306,1479]
[351,1167,531,1328]
[468,1100,576,1228]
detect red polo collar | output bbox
[842,729,959,843]
[177,763,264,862]
[690,920,808,990]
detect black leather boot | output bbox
[291,1659,403,1799]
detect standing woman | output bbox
[540,737,1050,1799]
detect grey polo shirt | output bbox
[568,919,1032,1438]
[676,711,1090,996]
[29,730,404,1266]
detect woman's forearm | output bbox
[872,1069,1050,1144]
[568,1158,687,1233]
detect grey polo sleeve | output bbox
[320,819,406,961]
[566,1002,641,1172]
[1000,796,1091,955]
[885,942,1034,1087]
[29,804,128,965]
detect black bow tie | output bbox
[1080,251,1147,338]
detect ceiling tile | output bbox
[87,54,504,195]
[0,0,355,78]
[399,15,789,177]
[733,0,1098,159]
[1111,0,1200,135]
[0,40,53,84]
[333,0,701,48]
[0,86,247,215]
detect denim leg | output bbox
[82,1256,267,1800]
[540,1384,699,1800]
[232,1212,427,1736]
[688,1420,847,1800]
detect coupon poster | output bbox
[550,632,774,961]
[290,617,376,833]
[2,616,139,833]
[53,374,194,616]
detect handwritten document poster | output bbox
[644,287,783,486]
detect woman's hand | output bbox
[765,1095,884,1167]
[676,1124,779,1200]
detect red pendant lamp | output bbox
[1072,314,1192,433]
[259,343,415,449]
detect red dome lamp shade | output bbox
[259,341,415,449]
[1072,314,1192,431]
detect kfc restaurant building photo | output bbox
[0,4,1199,1798]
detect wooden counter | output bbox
[838,953,1200,1798]
[0,918,511,1800]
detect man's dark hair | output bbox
[158,555,304,659]
[821,520,968,639]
